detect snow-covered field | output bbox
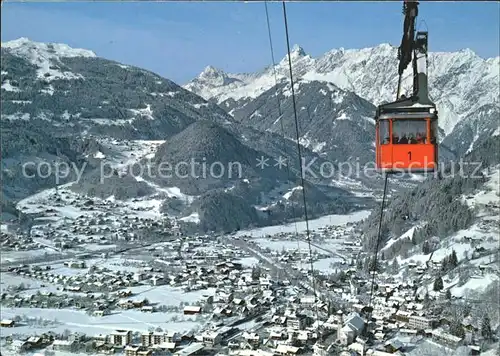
[86,256,146,273]
[252,238,348,257]
[0,283,215,337]
[451,273,499,298]
[237,257,260,267]
[311,257,344,272]
[235,209,370,238]
[127,285,215,306]
[382,226,418,253]
[0,307,201,336]
[1,248,61,264]
[253,239,318,252]
[81,243,117,252]
[47,264,89,277]
[94,138,165,172]
[0,273,62,296]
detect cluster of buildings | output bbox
[0,233,42,253]
[3,253,489,355]
[6,262,167,294]
[1,190,496,355]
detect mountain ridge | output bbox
[184,43,499,158]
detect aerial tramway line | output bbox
[264,0,321,329]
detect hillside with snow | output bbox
[1,37,237,205]
[2,37,96,82]
[358,135,500,333]
[1,38,373,233]
[228,79,377,165]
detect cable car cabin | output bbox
[375,98,438,173]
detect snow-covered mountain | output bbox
[1,37,234,136]
[1,37,238,207]
[184,44,499,157]
[229,79,377,165]
[2,37,97,81]
[184,45,313,107]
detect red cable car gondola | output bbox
[375,88,438,172]
[375,2,438,173]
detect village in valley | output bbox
[1,174,499,356]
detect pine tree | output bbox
[423,292,430,306]
[481,315,493,341]
[422,241,431,254]
[368,257,378,272]
[251,266,261,280]
[356,258,363,271]
[391,259,400,274]
[441,257,449,272]
[433,276,444,291]
[445,289,452,300]
[450,249,458,267]
[450,322,465,338]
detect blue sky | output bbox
[2,1,498,84]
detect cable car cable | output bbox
[417,19,429,34]
[263,1,300,244]
[368,173,389,308]
[281,0,313,276]
[281,0,320,327]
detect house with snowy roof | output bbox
[337,312,365,346]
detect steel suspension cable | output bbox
[368,172,389,309]
[263,1,300,248]
[281,2,320,323]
